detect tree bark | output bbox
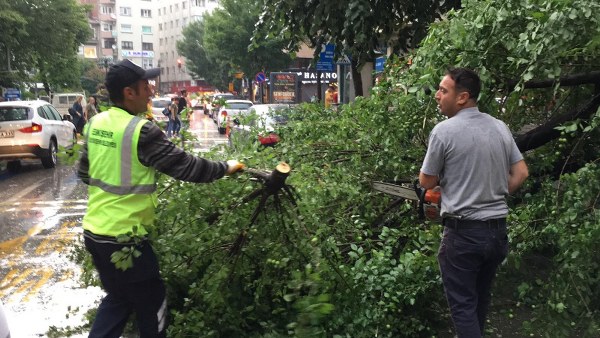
[351,59,363,97]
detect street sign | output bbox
[255,72,266,83]
[269,72,299,104]
[3,88,21,100]
[316,61,334,72]
[375,56,387,73]
[317,43,335,72]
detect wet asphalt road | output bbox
[0,109,227,336]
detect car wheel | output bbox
[41,139,58,168]
[6,160,21,173]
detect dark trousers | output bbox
[84,235,167,338]
[437,220,508,338]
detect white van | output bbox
[51,93,86,116]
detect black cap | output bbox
[105,59,160,98]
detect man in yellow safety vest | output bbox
[77,59,244,337]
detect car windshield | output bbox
[227,103,252,109]
[0,107,31,121]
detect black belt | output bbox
[442,217,506,230]
[83,230,145,245]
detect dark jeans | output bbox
[173,117,181,134]
[84,235,167,338]
[438,221,508,338]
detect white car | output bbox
[0,100,76,171]
[151,97,173,123]
[207,93,235,118]
[230,104,293,146]
[215,100,253,134]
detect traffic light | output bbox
[177,59,182,69]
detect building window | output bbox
[122,41,133,50]
[159,23,162,31]
[103,39,114,49]
[141,9,152,18]
[142,26,152,34]
[102,23,114,32]
[170,5,172,13]
[158,8,161,15]
[182,1,186,9]
[170,21,173,28]
[175,4,179,11]
[119,7,131,16]
[121,24,132,33]
[100,6,114,14]
[176,19,179,27]
[142,59,153,69]
[165,37,168,44]
[182,18,187,27]
[142,42,153,51]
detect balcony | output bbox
[99,13,116,22]
[100,30,114,39]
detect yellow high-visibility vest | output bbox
[82,107,157,237]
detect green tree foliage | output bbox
[0,0,90,91]
[177,0,292,91]
[177,21,230,90]
[71,0,599,336]
[254,0,461,96]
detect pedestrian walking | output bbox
[168,97,179,137]
[77,59,244,338]
[419,68,529,337]
[72,95,85,134]
[84,96,97,121]
[175,89,191,134]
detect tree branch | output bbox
[515,92,600,152]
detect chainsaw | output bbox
[372,180,441,221]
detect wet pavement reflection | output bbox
[187,108,229,152]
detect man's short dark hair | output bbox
[447,68,481,102]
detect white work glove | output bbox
[226,160,245,175]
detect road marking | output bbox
[0,217,83,303]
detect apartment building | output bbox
[80,0,219,94]
[156,0,219,94]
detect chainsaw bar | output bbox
[372,181,419,201]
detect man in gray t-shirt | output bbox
[419,68,528,337]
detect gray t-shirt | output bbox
[421,107,523,220]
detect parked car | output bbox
[0,100,76,171]
[206,93,235,118]
[230,104,293,146]
[151,97,173,124]
[215,100,253,134]
[51,92,86,117]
